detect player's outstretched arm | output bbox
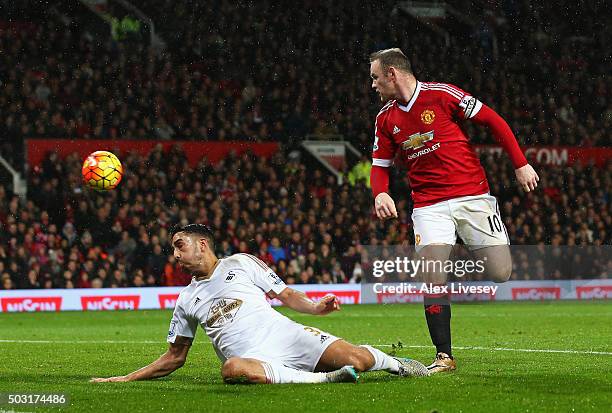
[471,104,539,192]
[270,288,340,316]
[90,336,193,383]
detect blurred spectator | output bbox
[0,0,609,158]
[268,237,287,264]
[347,156,371,188]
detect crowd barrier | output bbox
[26,140,612,168]
[26,139,280,167]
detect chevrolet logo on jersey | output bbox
[401,131,434,150]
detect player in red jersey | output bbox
[368,48,539,373]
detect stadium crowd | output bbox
[0,147,609,290]
[0,0,610,169]
[0,1,609,289]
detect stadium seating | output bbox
[0,0,609,157]
[0,147,609,289]
[0,2,609,289]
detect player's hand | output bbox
[90,376,129,383]
[374,193,398,220]
[515,164,539,192]
[313,294,340,315]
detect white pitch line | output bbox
[0,339,161,344]
[0,339,610,356]
[372,344,612,356]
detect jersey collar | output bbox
[192,258,223,283]
[397,81,421,113]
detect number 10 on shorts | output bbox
[487,214,503,233]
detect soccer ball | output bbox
[82,151,123,191]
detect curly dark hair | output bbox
[169,224,215,250]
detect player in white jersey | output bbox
[91,224,429,384]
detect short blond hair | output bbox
[369,48,412,74]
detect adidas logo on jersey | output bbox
[393,125,401,134]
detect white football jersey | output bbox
[166,253,290,362]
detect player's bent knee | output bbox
[221,357,241,377]
[346,356,369,372]
[349,348,374,372]
[489,263,512,283]
[222,357,267,384]
[475,246,512,283]
[486,257,512,283]
[221,358,252,382]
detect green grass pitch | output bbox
[0,301,610,412]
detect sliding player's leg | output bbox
[221,357,357,384]
[315,340,429,377]
[221,357,268,384]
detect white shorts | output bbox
[240,318,340,372]
[412,193,510,250]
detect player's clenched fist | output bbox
[374,193,398,220]
[314,294,341,315]
[515,164,539,192]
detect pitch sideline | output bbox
[0,339,610,356]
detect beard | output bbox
[178,262,192,274]
[178,260,197,274]
[179,257,206,277]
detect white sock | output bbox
[262,362,329,384]
[361,345,401,373]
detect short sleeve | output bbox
[372,111,397,168]
[167,297,198,343]
[443,84,483,120]
[243,254,287,295]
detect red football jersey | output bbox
[372,81,489,208]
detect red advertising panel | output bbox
[81,295,141,311]
[0,297,63,312]
[475,145,611,167]
[376,292,423,304]
[158,294,180,309]
[305,290,361,305]
[576,285,612,300]
[375,290,495,303]
[511,287,561,301]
